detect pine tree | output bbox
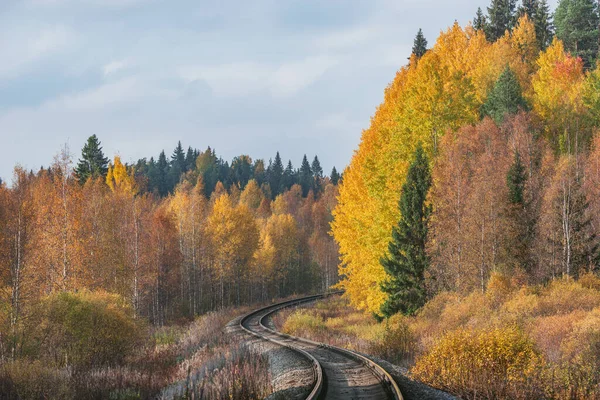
[311,156,323,193]
[380,144,432,317]
[299,155,313,197]
[507,150,527,205]
[486,0,517,42]
[534,0,554,49]
[474,7,488,31]
[518,0,537,19]
[283,160,295,191]
[75,134,109,184]
[185,146,196,172]
[330,167,340,185]
[555,0,599,68]
[481,66,529,123]
[157,150,169,196]
[268,152,284,198]
[412,29,428,58]
[168,142,185,192]
[506,150,534,272]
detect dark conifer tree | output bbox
[185,146,196,172]
[330,167,341,185]
[156,151,169,196]
[412,29,428,58]
[474,7,488,31]
[268,152,284,198]
[506,150,533,272]
[380,144,431,317]
[299,155,313,197]
[75,134,109,184]
[518,0,537,19]
[555,0,599,68]
[481,66,529,123]
[283,160,296,191]
[311,156,323,193]
[534,0,554,49]
[486,0,517,42]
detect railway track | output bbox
[239,294,403,400]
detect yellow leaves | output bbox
[106,156,137,195]
[207,194,259,279]
[412,326,543,398]
[532,38,586,151]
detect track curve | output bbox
[240,294,403,400]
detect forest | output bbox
[329,0,600,397]
[0,136,339,397]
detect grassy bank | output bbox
[276,274,600,399]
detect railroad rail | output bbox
[239,293,404,400]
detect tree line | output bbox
[78,138,343,199]
[0,138,340,359]
[334,2,600,316]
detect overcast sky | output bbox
[0,0,559,182]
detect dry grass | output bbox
[0,303,272,400]
[276,274,600,399]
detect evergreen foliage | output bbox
[312,156,323,193]
[268,152,284,198]
[534,0,554,49]
[380,144,432,317]
[474,7,488,31]
[482,66,529,123]
[507,150,527,205]
[554,0,600,68]
[331,167,340,186]
[412,29,428,58]
[299,155,313,197]
[486,0,517,41]
[75,135,109,184]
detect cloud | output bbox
[270,56,337,97]
[43,76,178,111]
[0,25,73,79]
[178,56,337,98]
[103,59,131,77]
[26,0,151,8]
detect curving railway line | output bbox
[240,294,403,400]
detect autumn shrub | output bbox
[537,277,600,316]
[0,359,71,400]
[33,290,144,369]
[281,310,326,337]
[370,314,416,366]
[412,326,544,399]
[579,271,600,290]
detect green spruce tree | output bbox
[380,144,432,317]
[330,166,340,185]
[486,0,517,42]
[412,29,428,58]
[518,0,536,19]
[555,0,599,68]
[299,155,313,197]
[75,134,109,184]
[268,152,284,198]
[534,0,554,49]
[481,66,529,123]
[311,155,323,193]
[474,7,488,31]
[506,150,533,272]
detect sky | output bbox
[0,0,559,183]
